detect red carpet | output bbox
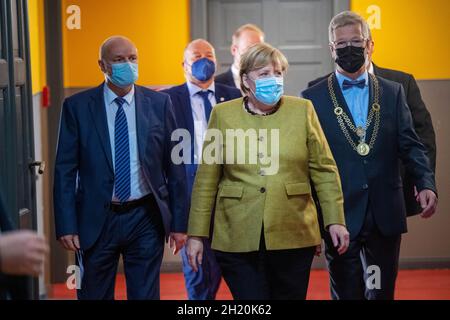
[49,269,450,300]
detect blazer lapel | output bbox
[88,84,114,173]
[180,84,195,138]
[214,85,227,104]
[331,73,364,142]
[135,85,151,165]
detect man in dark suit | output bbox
[302,11,437,300]
[215,24,265,91]
[306,33,436,217]
[0,192,47,299]
[53,36,188,300]
[162,39,241,300]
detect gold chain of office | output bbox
[327,73,381,156]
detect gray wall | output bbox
[399,80,450,267]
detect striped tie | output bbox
[114,97,131,202]
[197,90,213,122]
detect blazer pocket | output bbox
[285,182,311,196]
[219,185,244,198]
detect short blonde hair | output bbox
[239,43,289,94]
[232,24,265,45]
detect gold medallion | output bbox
[357,143,370,156]
[356,126,365,138]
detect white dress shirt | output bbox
[186,81,217,164]
[231,64,241,89]
[103,83,151,201]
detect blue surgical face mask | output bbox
[106,61,139,87]
[250,76,284,106]
[190,58,216,82]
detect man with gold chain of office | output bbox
[302,11,437,300]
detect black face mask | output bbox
[335,45,366,74]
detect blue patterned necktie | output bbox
[197,90,213,122]
[114,97,131,202]
[342,79,366,90]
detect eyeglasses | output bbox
[331,38,367,49]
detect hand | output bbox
[315,244,322,257]
[169,232,187,255]
[0,230,49,276]
[58,234,80,251]
[186,236,204,272]
[416,189,437,218]
[328,224,350,255]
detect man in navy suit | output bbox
[302,12,437,300]
[53,36,188,300]
[162,39,241,300]
[306,29,436,218]
[215,24,264,92]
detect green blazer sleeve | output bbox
[305,100,346,228]
[187,108,222,237]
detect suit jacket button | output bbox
[260,187,266,193]
[363,184,369,190]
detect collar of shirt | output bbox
[186,81,215,98]
[103,82,135,107]
[231,64,241,87]
[368,62,374,75]
[335,70,369,91]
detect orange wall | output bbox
[351,0,450,79]
[28,0,47,94]
[62,0,190,87]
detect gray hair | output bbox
[328,11,370,43]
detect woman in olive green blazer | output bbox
[186,43,349,300]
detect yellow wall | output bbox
[28,0,47,94]
[61,0,190,87]
[351,0,450,80]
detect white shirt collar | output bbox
[368,62,374,75]
[186,81,215,98]
[231,64,241,86]
[103,82,135,107]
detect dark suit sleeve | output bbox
[53,99,79,238]
[396,85,437,194]
[163,95,189,233]
[405,75,437,172]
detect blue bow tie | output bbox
[342,79,366,90]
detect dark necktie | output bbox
[197,90,213,122]
[342,79,366,90]
[114,97,131,202]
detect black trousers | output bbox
[324,208,401,300]
[214,233,315,300]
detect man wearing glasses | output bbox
[302,11,437,300]
[306,30,436,219]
